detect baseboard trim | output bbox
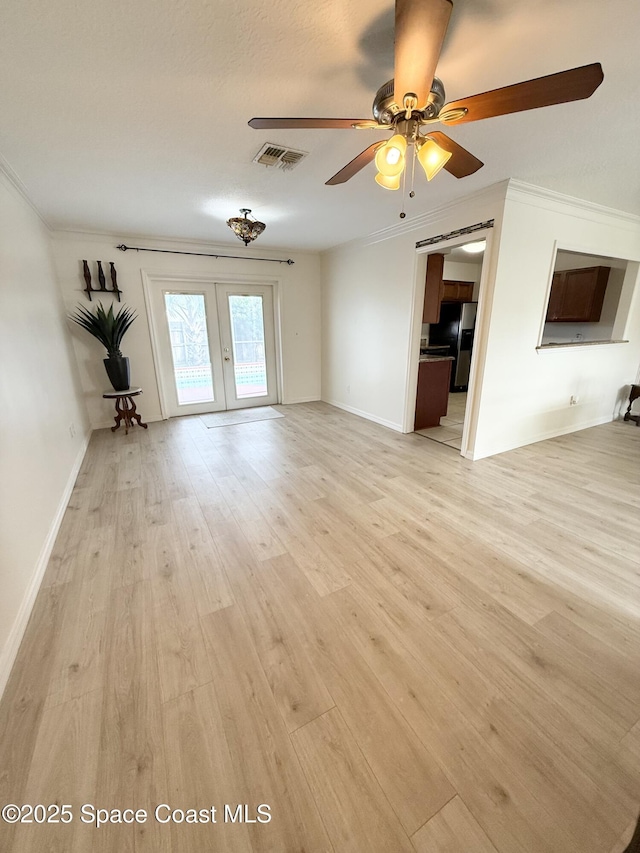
[0,431,90,700]
[322,398,404,432]
[281,395,321,405]
[468,413,614,460]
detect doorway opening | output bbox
[414,238,486,451]
[145,277,279,418]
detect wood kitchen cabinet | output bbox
[442,280,474,302]
[422,253,444,323]
[545,266,610,322]
[414,358,453,430]
[422,255,475,324]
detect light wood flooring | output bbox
[1,402,639,852]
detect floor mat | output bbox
[200,406,284,428]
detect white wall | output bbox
[0,172,90,697]
[321,184,506,432]
[52,233,322,428]
[321,232,419,431]
[472,183,640,459]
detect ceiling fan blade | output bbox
[325,142,387,185]
[248,117,370,130]
[440,63,604,124]
[427,131,483,178]
[394,0,452,110]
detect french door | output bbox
[147,279,278,417]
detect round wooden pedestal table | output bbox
[102,387,148,434]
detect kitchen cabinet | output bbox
[442,280,474,302]
[422,255,475,325]
[422,252,473,323]
[545,266,610,322]
[414,358,453,430]
[422,253,444,323]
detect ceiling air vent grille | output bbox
[253,143,307,171]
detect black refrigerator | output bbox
[428,301,477,391]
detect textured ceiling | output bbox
[1,0,638,250]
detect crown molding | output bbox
[324,178,640,256]
[0,152,51,230]
[505,179,640,229]
[326,181,510,253]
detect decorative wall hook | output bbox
[82,260,122,301]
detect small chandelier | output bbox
[226,208,266,245]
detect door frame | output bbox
[406,227,496,459]
[142,269,283,419]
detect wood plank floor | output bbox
[1,402,639,852]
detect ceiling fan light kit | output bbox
[226,208,266,245]
[248,0,603,212]
[416,136,452,181]
[375,172,401,191]
[375,134,407,178]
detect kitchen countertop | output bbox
[419,355,455,363]
[537,339,628,350]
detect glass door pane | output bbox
[228,294,268,399]
[164,293,215,405]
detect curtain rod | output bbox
[116,243,294,265]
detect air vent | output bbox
[253,143,308,171]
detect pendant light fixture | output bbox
[227,208,266,245]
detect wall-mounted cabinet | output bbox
[422,253,475,324]
[442,280,474,302]
[422,253,444,323]
[545,266,610,323]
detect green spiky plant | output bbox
[69,302,136,357]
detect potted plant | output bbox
[70,302,136,391]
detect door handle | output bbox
[224,356,231,361]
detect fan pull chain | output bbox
[409,144,416,199]
[399,146,419,219]
[399,158,407,220]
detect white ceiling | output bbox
[1,0,638,251]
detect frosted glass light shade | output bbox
[462,240,486,254]
[417,137,452,181]
[375,172,401,190]
[375,134,407,177]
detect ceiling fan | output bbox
[248,0,603,192]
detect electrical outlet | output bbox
[69,422,76,438]
[569,395,579,406]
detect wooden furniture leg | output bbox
[111,395,128,433]
[623,384,640,426]
[127,394,147,430]
[111,393,148,434]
